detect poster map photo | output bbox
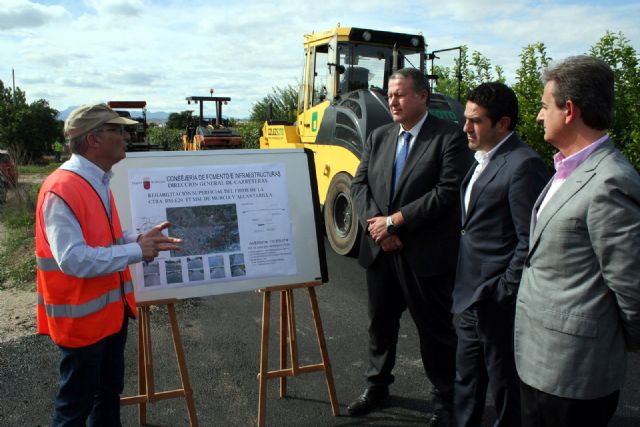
[166,204,241,257]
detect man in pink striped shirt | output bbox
[514,56,640,427]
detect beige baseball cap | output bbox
[64,103,138,138]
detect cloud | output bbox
[0,0,70,30]
[19,75,49,85]
[22,52,89,69]
[426,0,526,21]
[84,0,145,17]
[59,76,109,89]
[109,70,163,86]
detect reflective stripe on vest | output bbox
[37,280,134,318]
[36,257,60,271]
[36,250,126,272]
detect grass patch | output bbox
[18,162,61,175]
[0,183,38,290]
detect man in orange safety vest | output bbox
[36,103,182,426]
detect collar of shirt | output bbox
[398,111,429,139]
[61,154,114,215]
[396,111,429,156]
[553,134,608,180]
[473,131,513,167]
[63,154,114,186]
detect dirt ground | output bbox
[0,176,43,343]
[0,285,37,343]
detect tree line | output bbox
[0,31,637,168]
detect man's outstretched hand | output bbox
[138,221,182,262]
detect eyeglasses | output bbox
[94,126,126,135]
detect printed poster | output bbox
[128,163,296,294]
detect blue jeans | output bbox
[52,319,128,427]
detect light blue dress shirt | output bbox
[395,111,429,158]
[42,154,142,278]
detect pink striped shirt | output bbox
[537,134,608,217]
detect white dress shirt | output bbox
[464,132,513,213]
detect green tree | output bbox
[432,46,505,101]
[0,80,62,163]
[21,99,62,160]
[513,42,554,167]
[250,85,298,122]
[0,81,27,160]
[165,110,193,130]
[589,31,640,170]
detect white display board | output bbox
[111,149,327,302]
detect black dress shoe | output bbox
[347,386,389,416]
[429,405,452,427]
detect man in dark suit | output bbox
[349,67,472,426]
[452,83,549,426]
[515,56,640,427]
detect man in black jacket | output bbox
[350,67,472,426]
[452,82,548,426]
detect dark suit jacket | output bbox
[452,134,549,314]
[351,114,472,277]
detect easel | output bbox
[256,281,338,426]
[120,299,199,426]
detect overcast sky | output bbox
[2,0,638,118]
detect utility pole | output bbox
[12,68,16,103]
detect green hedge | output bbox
[235,121,262,149]
[147,127,183,151]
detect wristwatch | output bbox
[386,215,397,235]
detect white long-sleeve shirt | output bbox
[42,154,142,278]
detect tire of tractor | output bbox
[324,173,361,256]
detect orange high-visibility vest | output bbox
[36,169,136,348]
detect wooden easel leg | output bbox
[258,291,271,427]
[167,303,199,427]
[137,307,148,426]
[286,289,299,375]
[143,305,155,403]
[279,291,288,397]
[123,300,199,425]
[307,287,339,416]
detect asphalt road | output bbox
[1,242,639,426]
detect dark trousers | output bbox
[520,381,619,427]
[454,303,520,427]
[53,319,128,427]
[365,251,457,404]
